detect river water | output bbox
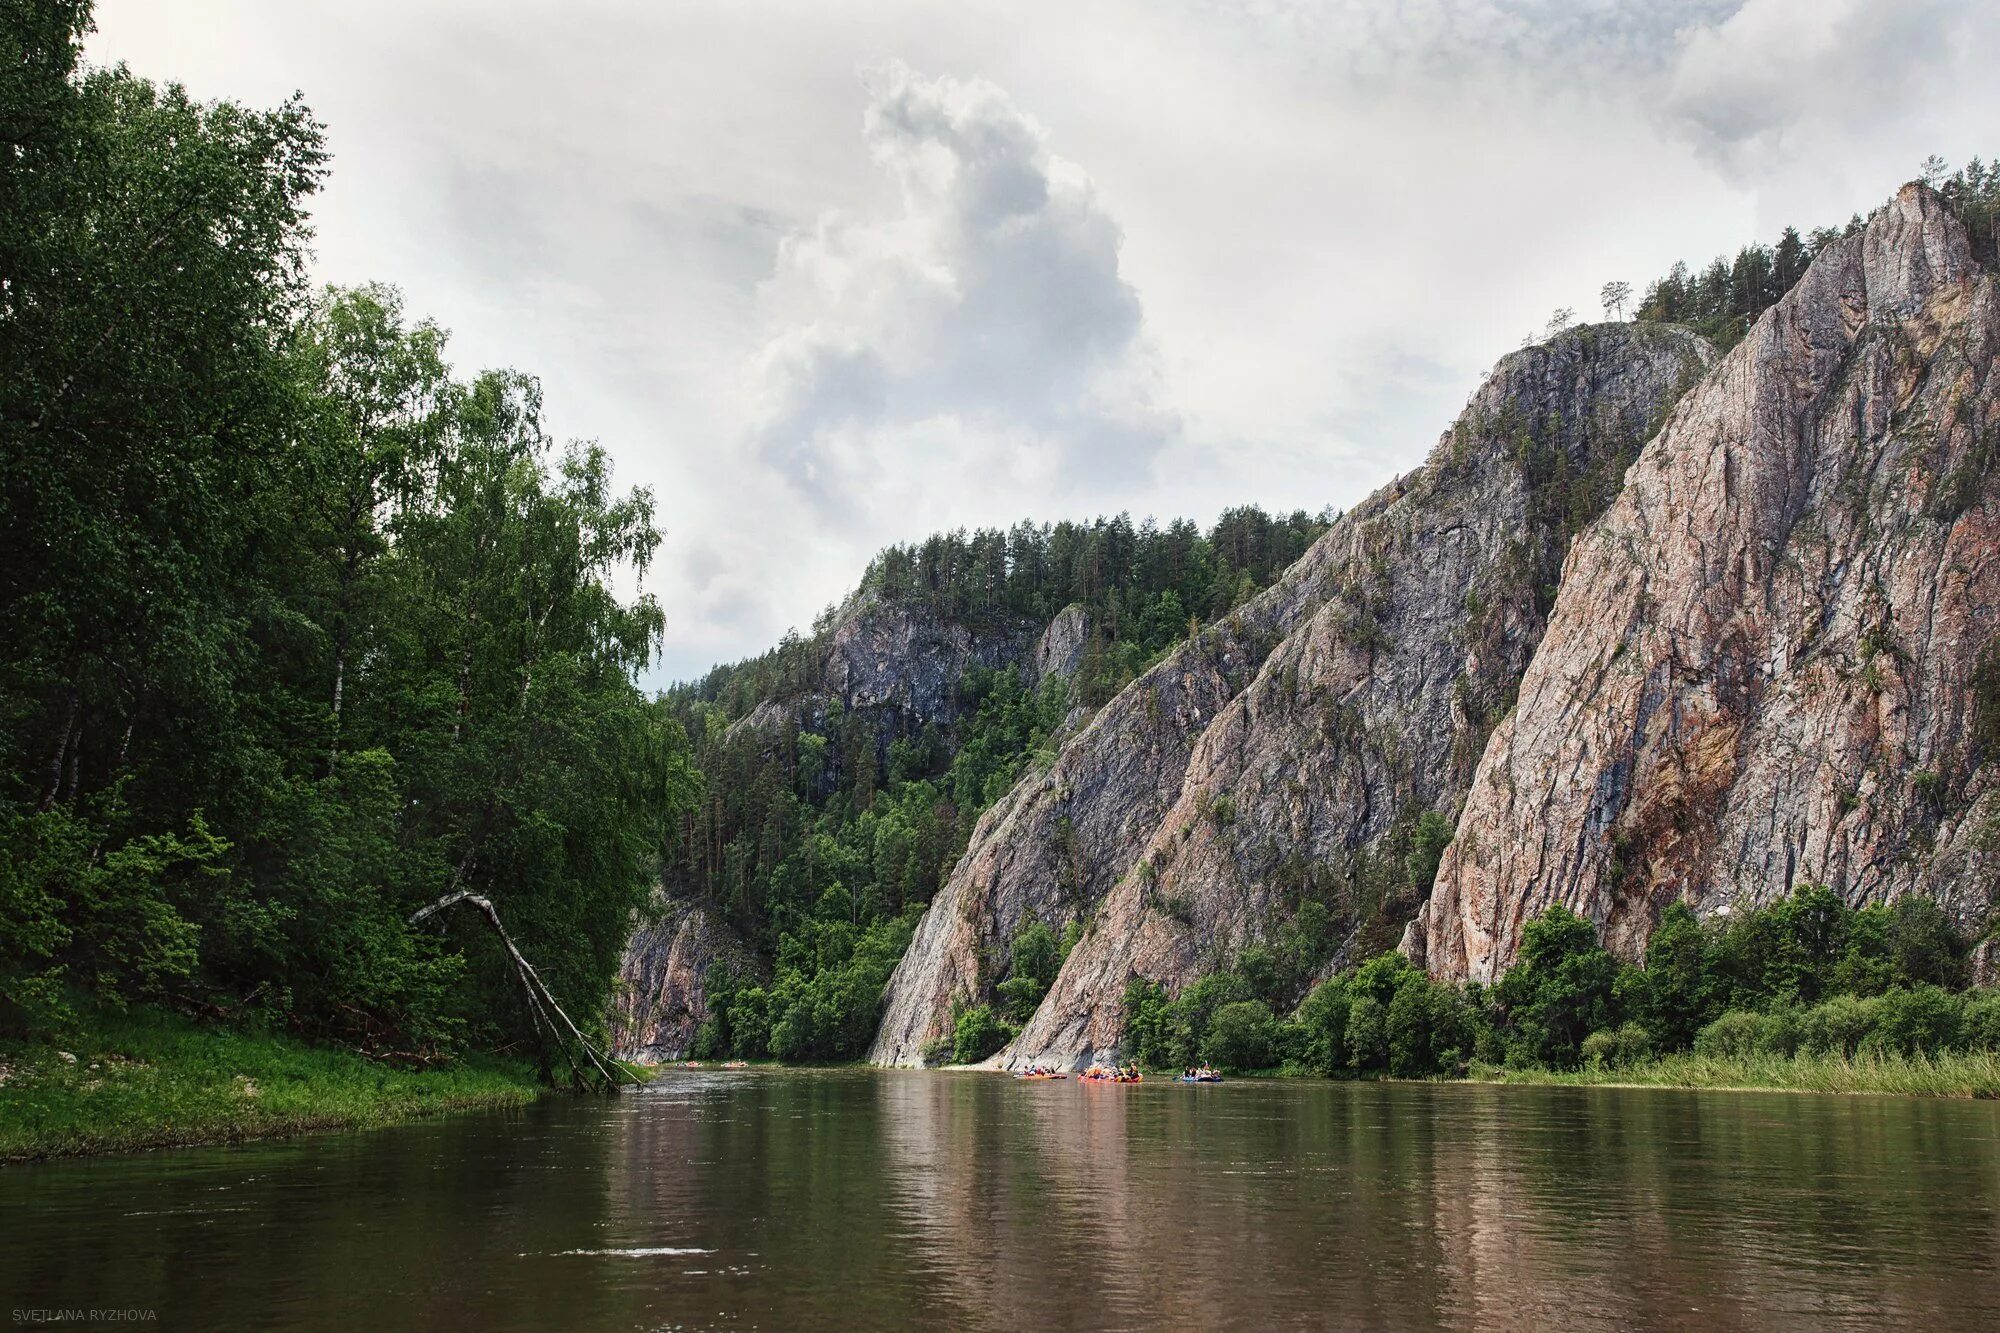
[5,1070,1999,1330]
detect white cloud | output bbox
[749,63,1170,522]
[81,0,2000,684]
[1664,0,1957,170]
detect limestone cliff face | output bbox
[1031,604,1093,686]
[727,592,1037,772]
[609,896,752,1062]
[870,323,1713,1067]
[614,593,1038,1057]
[1414,185,2000,983]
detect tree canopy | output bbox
[0,5,696,1074]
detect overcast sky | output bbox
[90,0,2000,685]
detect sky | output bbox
[88,0,2000,686]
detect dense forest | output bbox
[681,507,1330,720]
[0,3,695,1080]
[671,508,1329,1062]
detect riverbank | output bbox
[0,1003,546,1163]
[1464,1049,2000,1098]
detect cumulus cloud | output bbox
[1662,0,1979,178]
[87,1,1998,683]
[748,62,1173,522]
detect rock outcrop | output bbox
[725,592,1037,771]
[1413,184,2000,982]
[871,322,1714,1067]
[609,896,753,1062]
[823,593,1036,733]
[614,592,1036,1056]
[1030,604,1093,686]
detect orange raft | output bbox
[1079,1064,1142,1083]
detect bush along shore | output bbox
[0,999,546,1163]
[1108,885,2000,1097]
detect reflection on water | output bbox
[5,1073,1999,1330]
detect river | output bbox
[5,1070,1999,1330]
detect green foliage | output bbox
[1580,1022,1654,1070]
[1694,985,1998,1063]
[1404,810,1454,894]
[1203,1000,1276,1070]
[996,919,1061,1022]
[860,508,1327,662]
[0,11,698,1071]
[951,1002,1010,1065]
[675,503,1321,1065]
[1633,155,1999,350]
[1635,902,1721,1049]
[1490,907,1626,1068]
[1125,887,1990,1086]
[701,906,917,1064]
[0,994,540,1162]
[659,492,1326,1057]
[682,507,1329,724]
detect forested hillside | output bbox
[644,508,1328,1062]
[0,3,695,1080]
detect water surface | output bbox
[5,1071,1999,1330]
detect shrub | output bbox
[1236,945,1288,1008]
[1963,990,2000,1052]
[951,1003,1010,1064]
[1885,899,1970,989]
[1582,1021,1656,1070]
[1204,1000,1277,1070]
[1694,1009,1766,1059]
[1292,977,1353,1075]
[1384,969,1484,1077]
[1869,985,1962,1056]
[1122,978,1174,1068]
[1404,811,1454,894]
[1763,882,1850,1005]
[1798,992,1879,1057]
[996,973,1047,1023]
[996,919,1060,1021]
[1755,1005,1805,1057]
[1640,902,1722,1050]
[1010,920,1061,989]
[1168,973,1247,1067]
[1492,906,1627,1068]
[1346,995,1388,1072]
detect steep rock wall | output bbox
[1413,184,2000,983]
[872,323,1714,1066]
[609,896,755,1062]
[615,594,1035,1056]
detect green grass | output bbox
[0,1002,545,1162]
[1467,1049,2000,1098]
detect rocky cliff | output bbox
[1412,184,2000,982]
[871,322,1714,1067]
[615,591,1085,1061]
[726,592,1040,771]
[609,896,752,1062]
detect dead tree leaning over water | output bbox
[409,889,636,1091]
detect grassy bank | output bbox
[0,1004,545,1163]
[1465,1049,2000,1098]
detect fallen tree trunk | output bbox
[410,888,636,1091]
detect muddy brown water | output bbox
[4,1070,1999,1330]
